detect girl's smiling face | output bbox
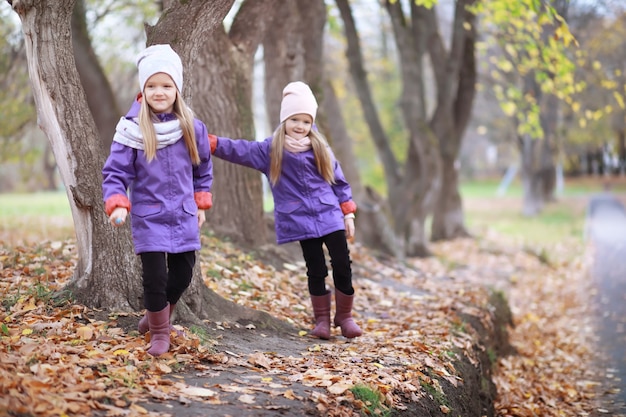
[144,72,177,114]
[285,114,313,139]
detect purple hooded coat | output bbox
[212,136,356,244]
[102,100,213,254]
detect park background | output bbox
[2,0,626,416]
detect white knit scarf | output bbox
[113,117,183,150]
[284,135,312,153]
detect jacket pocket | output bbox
[132,203,162,217]
[318,194,338,207]
[182,199,198,216]
[275,201,303,236]
[275,201,302,214]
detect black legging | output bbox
[140,251,195,312]
[299,230,354,296]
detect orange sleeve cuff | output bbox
[208,134,218,154]
[105,194,131,216]
[195,191,213,210]
[340,200,357,215]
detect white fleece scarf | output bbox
[284,135,312,153]
[113,117,183,150]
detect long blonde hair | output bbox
[269,122,335,186]
[138,92,200,164]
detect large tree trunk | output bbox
[11,0,143,309]
[262,0,306,128]
[432,157,468,240]
[71,0,119,154]
[430,1,476,241]
[192,0,281,248]
[519,134,545,216]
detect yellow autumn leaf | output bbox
[298,330,307,336]
[501,101,516,116]
[113,349,129,356]
[22,328,33,336]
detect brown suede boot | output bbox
[147,303,171,357]
[310,292,332,340]
[333,290,362,339]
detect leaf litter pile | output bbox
[0,232,608,416]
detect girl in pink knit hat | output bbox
[209,81,362,340]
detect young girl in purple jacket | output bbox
[102,44,214,356]
[209,81,362,339]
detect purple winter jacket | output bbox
[212,136,356,244]
[102,100,213,254]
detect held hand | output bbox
[110,207,128,227]
[344,217,355,240]
[197,210,206,229]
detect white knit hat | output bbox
[136,44,183,93]
[279,81,318,123]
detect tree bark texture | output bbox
[71,0,120,154]
[263,0,306,128]
[519,133,546,216]
[11,0,143,309]
[189,0,280,247]
[430,0,476,241]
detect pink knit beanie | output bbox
[279,81,318,123]
[136,44,183,93]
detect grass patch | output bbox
[189,325,216,350]
[350,383,391,417]
[463,194,588,247]
[0,191,74,244]
[459,176,620,199]
[420,378,450,408]
[0,191,71,217]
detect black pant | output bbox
[140,251,195,312]
[299,230,354,296]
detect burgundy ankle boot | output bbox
[310,292,332,339]
[147,303,171,357]
[333,290,362,339]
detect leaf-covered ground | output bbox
[0,229,616,416]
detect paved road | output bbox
[587,192,626,414]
